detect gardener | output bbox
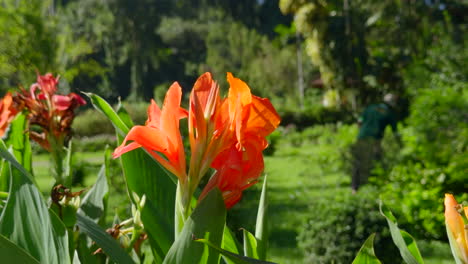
[351,93,400,193]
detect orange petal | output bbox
[227,72,252,121]
[113,141,141,159]
[146,99,161,127]
[160,82,184,142]
[192,72,216,113]
[115,126,168,156]
[245,96,281,138]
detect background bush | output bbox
[297,186,400,264]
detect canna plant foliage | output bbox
[0,72,280,263]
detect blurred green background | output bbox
[2,0,467,263]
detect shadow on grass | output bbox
[269,228,298,248]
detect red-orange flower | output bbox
[188,73,233,183]
[200,73,280,208]
[0,92,19,137]
[113,72,280,210]
[12,73,86,151]
[113,83,189,181]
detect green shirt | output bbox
[358,103,397,140]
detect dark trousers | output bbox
[351,138,382,191]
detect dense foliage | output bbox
[298,186,400,264]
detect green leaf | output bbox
[243,229,259,259]
[0,234,40,264]
[352,233,382,264]
[196,238,277,264]
[222,225,242,264]
[63,140,74,187]
[76,213,134,264]
[0,143,71,263]
[87,93,177,260]
[7,113,33,175]
[163,188,226,264]
[0,114,34,192]
[379,201,424,264]
[224,225,242,254]
[78,164,109,224]
[255,175,268,260]
[84,93,130,136]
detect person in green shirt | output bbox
[351,94,399,193]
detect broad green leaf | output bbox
[0,143,70,264]
[63,140,73,187]
[222,225,242,264]
[0,114,34,192]
[0,234,40,264]
[255,175,268,260]
[76,213,134,264]
[224,225,242,254]
[7,113,32,175]
[196,238,277,264]
[78,164,109,224]
[87,93,176,260]
[115,103,176,259]
[379,201,424,264]
[163,188,226,264]
[0,152,9,193]
[352,233,382,264]
[243,229,259,259]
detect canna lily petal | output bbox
[146,99,162,128]
[202,141,265,209]
[444,193,468,263]
[113,126,168,157]
[113,83,188,181]
[226,73,280,150]
[245,96,281,139]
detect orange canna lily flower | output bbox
[0,92,19,137]
[113,72,280,211]
[444,193,468,263]
[188,73,234,182]
[113,82,189,181]
[199,73,280,208]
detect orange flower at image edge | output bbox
[444,193,468,263]
[0,92,18,137]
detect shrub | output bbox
[406,86,468,168]
[73,135,116,153]
[297,186,400,264]
[372,85,468,240]
[73,101,150,138]
[72,108,115,137]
